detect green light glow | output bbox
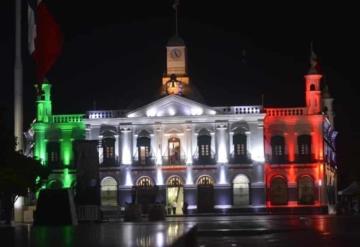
[62,168,73,188]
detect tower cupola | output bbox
[305,44,322,115]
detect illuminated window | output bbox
[102,137,115,165]
[168,137,181,165]
[47,142,60,168]
[197,129,211,164]
[137,136,151,165]
[297,135,312,162]
[136,176,154,187]
[233,133,247,163]
[197,175,214,185]
[167,176,183,187]
[271,136,286,163]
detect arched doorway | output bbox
[135,176,156,213]
[233,174,250,206]
[168,137,181,165]
[197,175,215,213]
[100,177,118,206]
[166,176,184,215]
[298,175,315,205]
[270,176,288,205]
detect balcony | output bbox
[161,156,187,166]
[229,152,252,164]
[295,154,316,164]
[193,153,216,165]
[266,154,289,164]
[266,154,316,164]
[132,157,156,166]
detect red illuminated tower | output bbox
[305,45,322,115]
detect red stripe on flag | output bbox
[32,2,63,82]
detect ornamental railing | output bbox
[265,107,307,117]
[213,105,263,115]
[52,114,84,123]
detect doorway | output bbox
[168,137,181,165]
[166,176,184,215]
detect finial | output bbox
[308,41,321,74]
[172,0,180,36]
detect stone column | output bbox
[210,132,215,159]
[216,122,228,163]
[120,126,132,165]
[133,133,138,161]
[114,134,119,165]
[98,135,103,164]
[155,125,162,165]
[185,125,193,164]
[229,131,234,159]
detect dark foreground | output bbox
[1,215,360,246]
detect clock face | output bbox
[170,48,182,59]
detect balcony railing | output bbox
[161,156,187,166]
[229,152,252,164]
[52,114,84,123]
[295,154,316,163]
[266,154,289,164]
[266,154,316,164]
[132,157,156,166]
[265,107,306,117]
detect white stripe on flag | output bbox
[27,0,42,54]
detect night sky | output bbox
[1,0,359,187]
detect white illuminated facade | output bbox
[86,35,267,212]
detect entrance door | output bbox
[166,176,184,215]
[168,137,181,165]
[197,176,214,213]
[233,174,250,206]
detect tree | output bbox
[0,109,49,224]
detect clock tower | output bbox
[162,36,190,95]
[162,1,190,96]
[166,36,187,76]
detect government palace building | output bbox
[26,33,338,215]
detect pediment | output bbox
[126,95,216,118]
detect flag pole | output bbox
[14,0,23,151]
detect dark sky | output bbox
[1,0,359,187]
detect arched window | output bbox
[270,176,288,205]
[233,174,250,206]
[233,133,248,163]
[101,177,118,206]
[197,129,211,164]
[137,132,151,165]
[298,175,315,205]
[167,176,184,187]
[297,135,312,163]
[102,137,115,166]
[310,84,315,91]
[197,175,214,185]
[271,136,286,163]
[136,176,154,187]
[47,141,60,169]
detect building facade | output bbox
[27,35,337,214]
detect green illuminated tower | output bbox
[32,82,85,188]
